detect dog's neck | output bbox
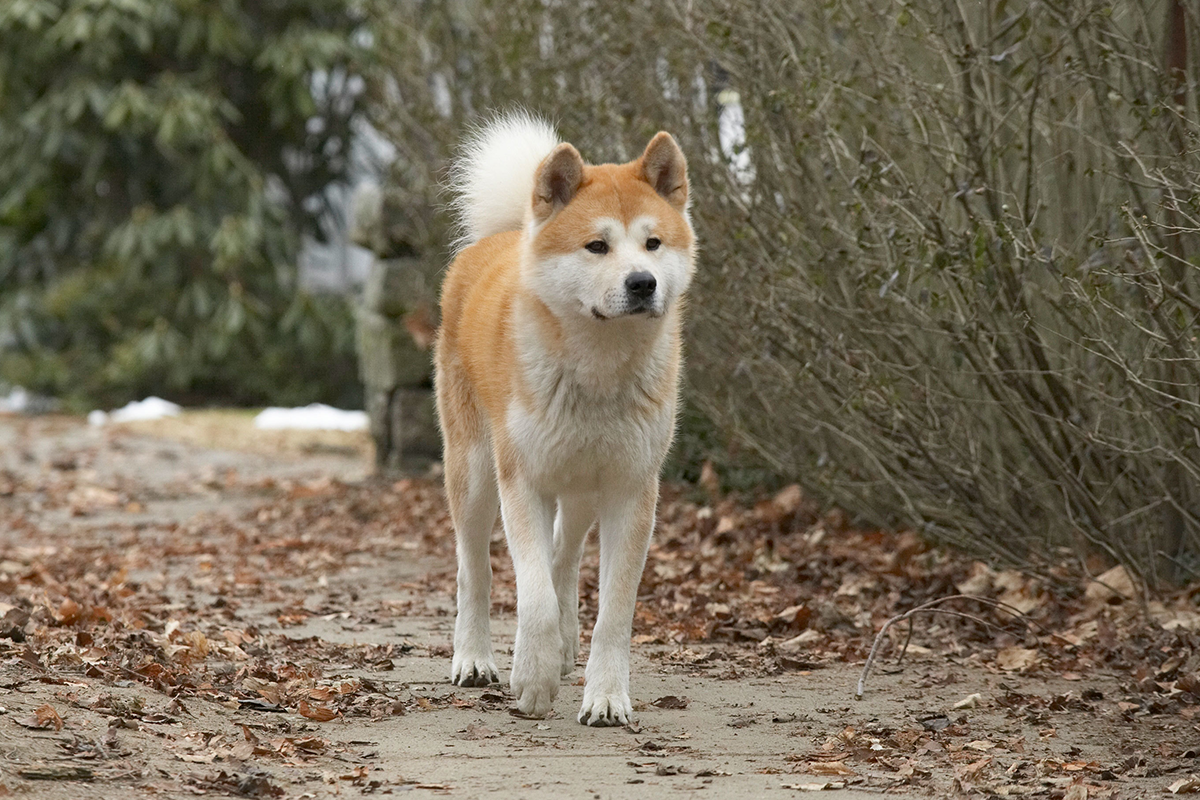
[514,292,676,403]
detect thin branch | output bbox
[856,594,1062,701]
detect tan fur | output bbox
[436,122,695,724]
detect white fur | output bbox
[450,111,560,247]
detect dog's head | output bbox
[524,133,695,323]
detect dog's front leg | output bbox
[578,478,658,727]
[498,468,560,718]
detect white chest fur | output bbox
[504,310,677,494]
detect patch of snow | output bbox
[89,397,183,426]
[253,404,368,432]
[0,386,29,414]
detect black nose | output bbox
[625,271,657,299]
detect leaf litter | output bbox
[1,417,1199,796]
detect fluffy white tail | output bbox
[450,111,559,247]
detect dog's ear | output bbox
[532,143,584,222]
[640,132,688,212]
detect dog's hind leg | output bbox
[445,435,500,687]
[552,493,596,676]
[578,478,658,727]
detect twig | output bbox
[855,594,1055,700]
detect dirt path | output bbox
[0,415,1192,798]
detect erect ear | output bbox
[640,132,688,212]
[532,143,584,222]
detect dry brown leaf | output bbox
[772,484,803,515]
[996,647,1040,672]
[955,562,996,595]
[56,598,82,625]
[291,736,326,752]
[1168,776,1200,794]
[17,704,63,731]
[955,757,992,782]
[808,761,855,776]
[1084,564,1136,604]
[297,701,337,722]
[651,695,690,709]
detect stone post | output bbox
[352,184,442,474]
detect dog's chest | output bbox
[506,366,672,492]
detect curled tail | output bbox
[450,111,559,248]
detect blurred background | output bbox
[1,0,1197,590]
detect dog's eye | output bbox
[584,240,609,255]
[645,238,661,251]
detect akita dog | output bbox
[434,113,695,725]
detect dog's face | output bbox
[526,134,695,323]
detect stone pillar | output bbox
[356,259,441,474]
[352,184,442,475]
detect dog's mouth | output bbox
[590,306,658,321]
[590,300,660,321]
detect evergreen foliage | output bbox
[0,0,368,408]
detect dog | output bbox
[434,112,696,725]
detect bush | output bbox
[0,0,369,409]
[370,0,1198,588]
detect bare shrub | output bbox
[369,0,1199,588]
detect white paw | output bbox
[451,651,498,688]
[510,635,560,718]
[577,688,632,727]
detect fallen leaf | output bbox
[1084,565,1135,604]
[808,761,855,776]
[16,704,63,731]
[651,696,689,710]
[297,701,337,722]
[772,484,804,515]
[56,598,83,625]
[779,630,822,649]
[291,736,326,753]
[996,647,1039,671]
[955,757,992,782]
[1168,775,1200,794]
[955,562,995,595]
